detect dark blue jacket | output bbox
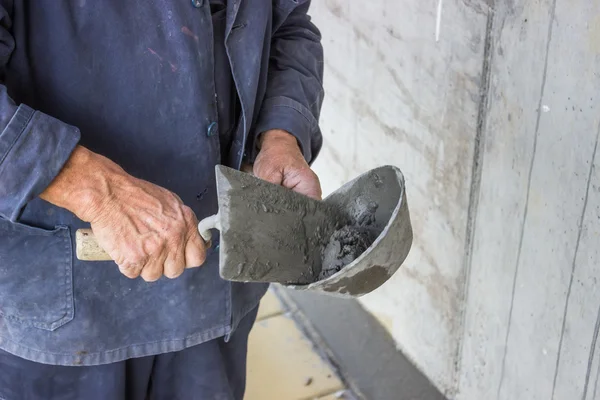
[0,0,323,365]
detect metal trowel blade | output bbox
[215,165,347,285]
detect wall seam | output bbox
[573,123,600,400]
[451,2,496,397]
[495,1,557,397]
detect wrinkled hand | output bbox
[250,129,322,200]
[87,177,207,281]
[41,146,207,282]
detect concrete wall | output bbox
[310,0,600,398]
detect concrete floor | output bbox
[246,289,446,400]
[246,290,353,400]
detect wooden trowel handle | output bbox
[76,229,112,261]
[75,214,219,261]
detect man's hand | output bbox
[251,129,322,200]
[41,146,207,281]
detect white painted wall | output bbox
[310,0,600,398]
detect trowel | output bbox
[76,165,413,297]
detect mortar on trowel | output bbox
[76,165,412,297]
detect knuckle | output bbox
[165,227,178,238]
[118,259,139,270]
[119,265,140,279]
[166,231,185,248]
[143,238,163,256]
[191,234,204,248]
[114,254,127,266]
[170,218,186,234]
[128,253,147,267]
[171,192,184,203]
[182,207,197,223]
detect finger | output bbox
[163,243,186,279]
[306,183,323,200]
[254,163,283,186]
[294,173,322,200]
[116,249,147,279]
[296,184,322,201]
[284,170,323,200]
[140,251,167,282]
[118,261,145,279]
[184,231,207,268]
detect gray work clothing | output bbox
[0,0,324,366]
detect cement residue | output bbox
[319,225,378,280]
[219,167,348,285]
[216,166,387,285]
[318,201,379,281]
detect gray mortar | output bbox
[319,225,378,280]
[283,166,413,297]
[318,201,379,281]
[217,167,349,285]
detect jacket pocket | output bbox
[0,219,74,331]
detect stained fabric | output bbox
[0,0,323,366]
[0,307,258,400]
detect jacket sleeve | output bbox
[0,5,80,222]
[249,0,324,164]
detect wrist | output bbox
[259,129,300,151]
[40,146,127,222]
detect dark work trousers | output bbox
[0,307,258,400]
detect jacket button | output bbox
[207,122,218,137]
[191,0,203,8]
